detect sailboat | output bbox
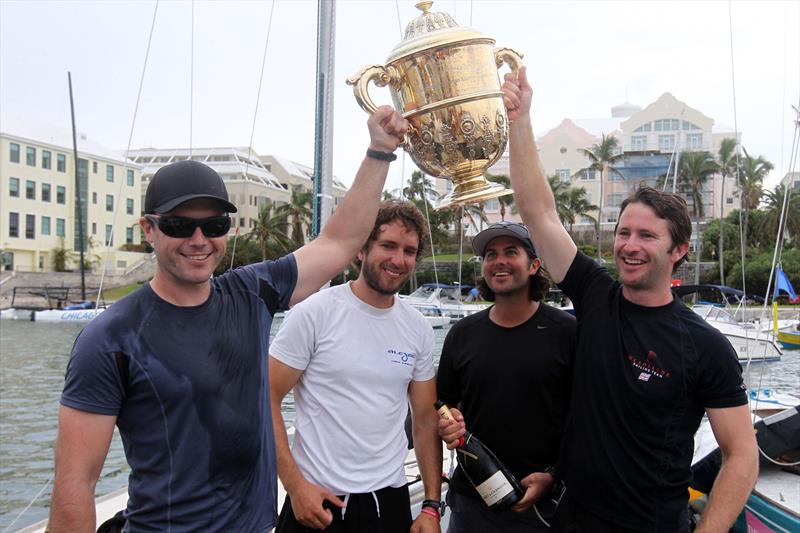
[773,265,800,349]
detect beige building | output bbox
[128,148,348,240]
[1,114,145,273]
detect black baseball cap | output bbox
[144,160,238,214]
[472,221,536,257]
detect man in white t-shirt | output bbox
[270,200,443,533]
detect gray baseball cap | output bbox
[472,222,536,257]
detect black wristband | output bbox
[366,148,397,162]
[544,465,558,480]
[421,499,443,511]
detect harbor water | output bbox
[1,317,798,531]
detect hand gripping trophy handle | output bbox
[346,65,410,146]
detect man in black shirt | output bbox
[499,67,758,533]
[437,223,576,532]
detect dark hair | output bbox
[476,251,551,302]
[617,186,692,272]
[359,200,430,263]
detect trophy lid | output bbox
[386,1,492,63]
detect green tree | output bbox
[677,151,718,219]
[246,201,292,260]
[276,188,313,249]
[716,138,738,283]
[737,148,773,250]
[760,184,800,249]
[403,171,438,203]
[576,134,624,259]
[548,175,570,226]
[561,186,597,234]
[485,172,515,221]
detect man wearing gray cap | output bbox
[436,221,575,532]
[49,107,408,533]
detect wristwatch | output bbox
[543,465,558,481]
[421,499,446,517]
[366,148,398,162]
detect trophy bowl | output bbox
[347,1,523,210]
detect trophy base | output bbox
[436,181,514,210]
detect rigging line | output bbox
[1,475,53,533]
[395,0,403,39]
[188,0,195,156]
[777,0,789,174]
[420,185,439,285]
[469,0,474,26]
[244,0,277,180]
[458,206,464,290]
[95,0,160,310]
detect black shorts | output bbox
[275,484,412,533]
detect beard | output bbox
[361,259,410,295]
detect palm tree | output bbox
[760,184,800,248]
[561,186,598,234]
[485,172,514,221]
[716,138,738,284]
[677,151,718,219]
[403,170,438,203]
[461,203,489,234]
[738,148,774,248]
[275,188,313,249]
[548,175,571,226]
[246,201,292,260]
[576,134,624,259]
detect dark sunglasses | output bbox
[146,215,231,238]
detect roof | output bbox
[0,112,134,165]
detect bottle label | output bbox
[475,470,514,507]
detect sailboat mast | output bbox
[312,0,335,238]
[68,72,86,301]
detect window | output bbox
[239,217,245,227]
[682,121,700,130]
[126,227,134,244]
[57,185,66,204]
[9,212,19,237]
[126,198,134,215]
[10,142,20,163]
[42,183,51,202]
[127,169,134,187]
[57,153,66,172]
[608,193,623,207]
[726,197,734,204]
[42,150,51,169]
[106,194,114,212]
[658,135,676,151]
[93,161,98,174]
[106,165,114,182]
[9,177,19,197]
[26,146,36,166]
[654,119,680,131]
[25,180,35,199]
[25,214,35,239]
[631,135,647,151]
[105,224,113,246]
[555,169,571,182]
[634,123,652,132]
[580,170,597,180]
[56,218,65,237]
[42,216,51,235]
[484,198,500,211]
[686,133,703,150]
[92,192,97,204]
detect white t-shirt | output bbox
[270,282,435,494]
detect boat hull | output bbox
[777,328,800,350]
[33,308,105,323]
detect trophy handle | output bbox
[494,47,524,74]
[346,64,398,115]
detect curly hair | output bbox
[476,252,551,302]
[617,186,692,272]
[359,200,430,262]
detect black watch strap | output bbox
[421,499,443,511]
[366,148,398,162]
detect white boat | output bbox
[0,307,34,320]
[691,305,783,362]
[32,305,105,323]
[424,314,451,329]
[691,390,800,532]
[401,283,488,319]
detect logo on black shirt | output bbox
[627,350,672,380]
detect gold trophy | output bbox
[347,1,523,210]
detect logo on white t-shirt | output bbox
[387,348,415,366]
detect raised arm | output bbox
[290,106,408,306]
[504,67,576,283]
[695,404,758,533]
[409,378,442,533]
[49,406,116,533]
[269,356,344,529]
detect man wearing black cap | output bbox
[49,107,409,533]
[437,222,575,532]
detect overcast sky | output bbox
[2,0,798,194]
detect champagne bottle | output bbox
[434,400,524,510]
